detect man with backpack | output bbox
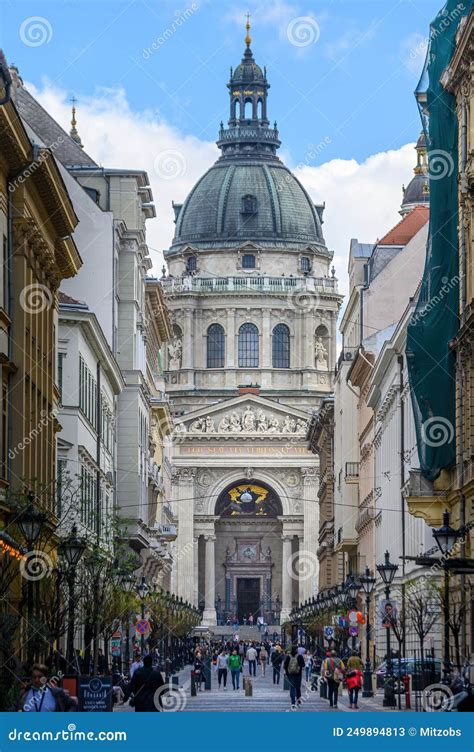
[283,646,305,709]
[322,649,345,708]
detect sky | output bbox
[1,0,443,288]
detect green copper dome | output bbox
[167,35,327,255]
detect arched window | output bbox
[257,98,263,119]
[207,324,225,368]
[232,98,240,120]
[272,324,290,369]
[238,323,259,367]
[315,324,330,370]
[244,99,253,119]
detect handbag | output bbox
[347,670,357,679]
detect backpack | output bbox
[287,655,300,675]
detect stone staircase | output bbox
[206,625,282,641]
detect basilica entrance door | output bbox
[237,577,260,623]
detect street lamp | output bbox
[58,525,86,670]
[359,566,376,697]
[135,576,149,656]
[432,510,461,679]
[17,493,48,665]
[84,550,106,675]
[377,551,398,707]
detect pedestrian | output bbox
[217,649,229,689]
[249,613,254,626]
[238,641,245,667]
[193,652,204,691]
[259,644,268,676]
[18,664,77,712]
[130,653,143,678]
[346,651,363,672]
[283,646,305,710]
[125,654,165,711]
[257,615,263,632]
[247,643,257,676]
[304,651,312,683]
[228,649,242,690]
[271,646,283,684]
[346,666,363,709]
[322,650,345,709]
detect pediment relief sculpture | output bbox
[188,405,308,435]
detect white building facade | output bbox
[163,36,341,625]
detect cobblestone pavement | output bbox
[115,664,405,713]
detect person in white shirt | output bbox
[217,650,229,689]
[130,654,143,678]
[246,644,257,676]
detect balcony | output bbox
[161,275,338,296]
[153,523,177,541]
[345,462,360,482]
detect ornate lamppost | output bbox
[432,510,461,680]
[136,576,149,656]
[58,525,86,671]
[119,572,136,673]
[359,566,376,697]
[17,493,48,665]
[377,551,398,707]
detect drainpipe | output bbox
[398,354,406,658]
[96,362,101,545]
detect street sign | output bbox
[338,616,347,627]
[136,619,150,635]
[111,630,122,656]
[348,609,358,624]
[78,676,113,712]
[347,637,361,651]
[323,625,335,639]
[348,625,359,637]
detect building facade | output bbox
[162,31,341,625]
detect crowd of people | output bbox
[192,639,364,711]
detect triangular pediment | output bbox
[174,394,310,438]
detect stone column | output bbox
[261,309,271,388]
[297,535,306,605]
[302,467,319,601]
[174,469,196,605]
[304,311,315,368]
[202,534,217,626]
[281,536,293,622]
[182,308,193,369]
[226,308,236,386]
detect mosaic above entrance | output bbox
[217,483,281,517]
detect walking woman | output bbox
[217,649,229,690]
[259,644,268,676]
[228,649,242,690]
[193,651,204,692]
[346,666,363,709]
[304,652,312,683]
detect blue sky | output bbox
[4,0,441,165]
[1,0,448,283]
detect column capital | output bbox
[204,534,216,543]
[281,535,293,544]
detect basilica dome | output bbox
[168,29,326,255]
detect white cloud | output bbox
[26,80,218,268]
[27,81,417,299]
[293,143,416,296]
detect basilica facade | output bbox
[163,28,342,626]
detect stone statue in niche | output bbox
[168,337,182,370]
[315,336,328,370]
[265,546,272,560]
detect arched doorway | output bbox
[213,481,283,625]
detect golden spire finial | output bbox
[69,95,83,148]
[245,11,251,47]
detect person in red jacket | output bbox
[346,667,363,709]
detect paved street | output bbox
[115,665,399,713]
